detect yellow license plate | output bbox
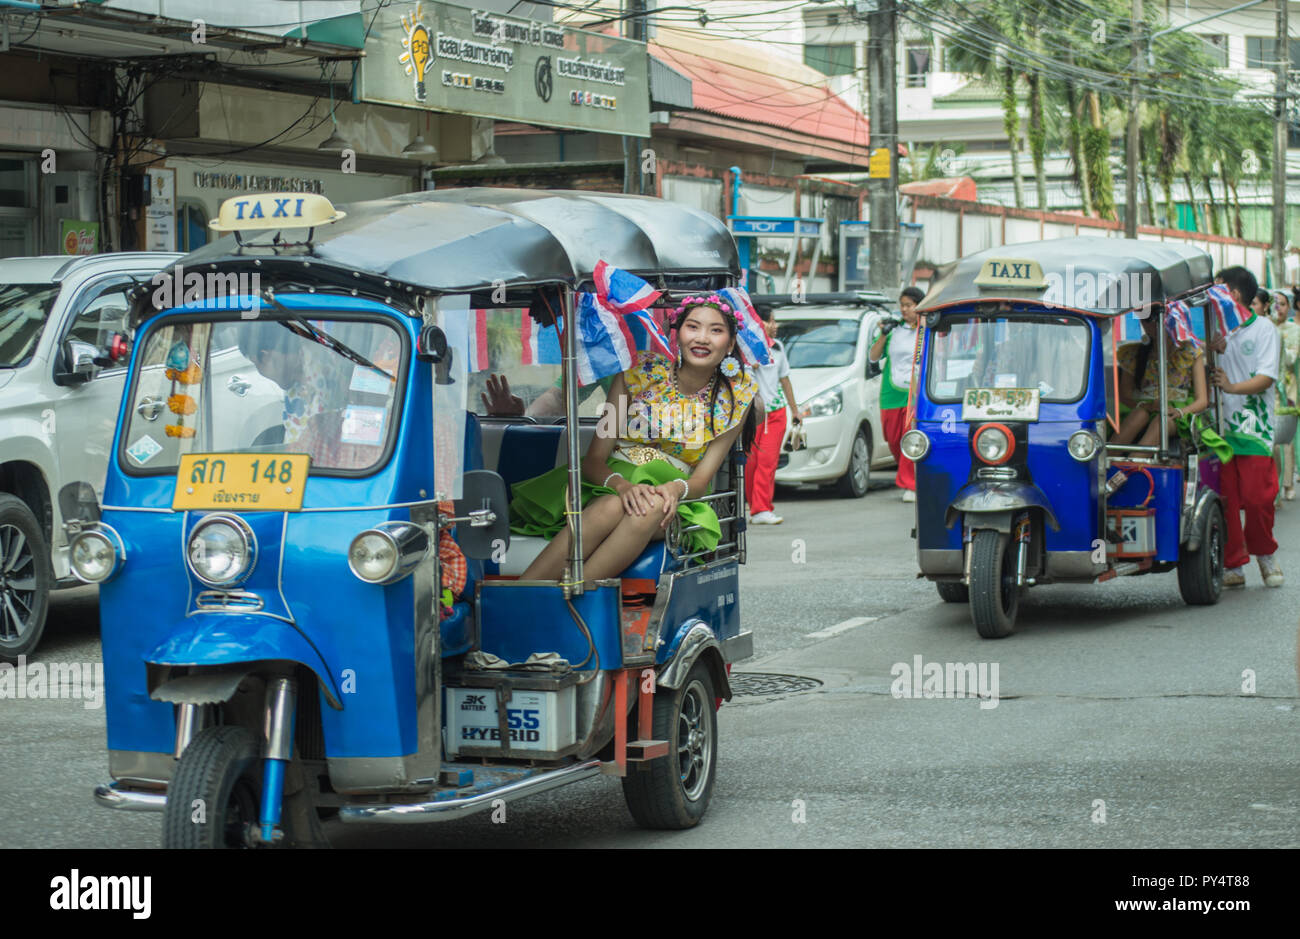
[172,453,310,511]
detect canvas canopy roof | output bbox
[918,237,1215,317]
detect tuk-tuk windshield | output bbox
[120,316,403,475]
[927,313,1091,403]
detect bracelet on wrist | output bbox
[676,477,690,500]
[603,472,624,489]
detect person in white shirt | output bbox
[1209,267,1282,588]
[868,286,923,502]
[746,307,801,524]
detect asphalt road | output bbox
[3,479,1297,848]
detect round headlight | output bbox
[900,429,931,461]
[1068,429,1101,462]
[70,529,121,583]
[187,515,256,588]
[973,424,1013,464]
[348,531,399,583]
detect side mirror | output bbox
[452,470,510,560]
[866,359,882,379]
[58,481,101,531]
[55,339,101,385]
[418,324,448,363]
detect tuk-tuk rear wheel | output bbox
[936,581,969,603]
[621,660,717,830]
[968,529,1018,639]
[1177,503,1225,606]
[162,725,328,849]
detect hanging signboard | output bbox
[60,220,98,255]
[361,1,649,137]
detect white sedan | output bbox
[771,302,898,498]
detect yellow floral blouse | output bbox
[619,351,759,466]
[1117,340,1203,402]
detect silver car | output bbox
[767,299,898,497]
[0,253,187,659]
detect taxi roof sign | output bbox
[209,193,345,232]
[973,258,1046,289]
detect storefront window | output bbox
[0,157,37,258]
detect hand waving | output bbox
[481,373,524,416]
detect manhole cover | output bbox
[729,672,823,697]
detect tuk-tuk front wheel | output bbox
[1177,503,1225,606]
[162,725,328,849]
[621,660,717,830]
[968,529,1018,639]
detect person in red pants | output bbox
[1210,267,1283,587]
[869,287,923,501]
[746,308,800,524]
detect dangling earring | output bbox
[720,355,740,378]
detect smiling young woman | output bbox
[510,297,759,582]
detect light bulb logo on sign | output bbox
[399,2,433,101]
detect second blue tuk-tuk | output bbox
[73,188,753,846]
[902,237,1226,637]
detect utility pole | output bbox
[625,0,650,195]
[1125,0,1142,238]
[867,0,899,290]
[1274,0,1289,285]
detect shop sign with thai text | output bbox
[360,1,649,137]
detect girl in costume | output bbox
[510,296,759,582]
[1112,307,1208,447]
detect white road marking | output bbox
[805,616,878,639]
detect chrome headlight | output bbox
[69,525,125,584]
[973,424,1013,464]
[1068,429,1102,462]
[799,387,843,419]
[900,429,931,461]
[187,514,256,588]
[348,522,430,585]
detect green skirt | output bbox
[508,458,720,555]
[1121,397,1233,463]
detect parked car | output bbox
[753,293,897,498]
[0,252,280,660]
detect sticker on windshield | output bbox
[945,359,975,381]
[127,434,163,465]
[340,405,386,446]
[994,373,1018,389]
[349,365,393,396]
[935,380,958,398]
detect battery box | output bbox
[444,669,578,761]
[1106,508,1157,559]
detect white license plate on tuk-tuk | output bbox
[961,387,1040,422]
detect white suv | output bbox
[0,253,185,660]
[763,296,898,498]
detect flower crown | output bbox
[672,294,738,325]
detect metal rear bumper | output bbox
[338,759,604,824]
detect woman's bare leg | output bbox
[1112,405,1152,445]
[520,494,624,581]
[1138,414,1172,448]
[582,501,668,581]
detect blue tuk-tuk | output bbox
[74,189,752,846]
[902,238,1225,637]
